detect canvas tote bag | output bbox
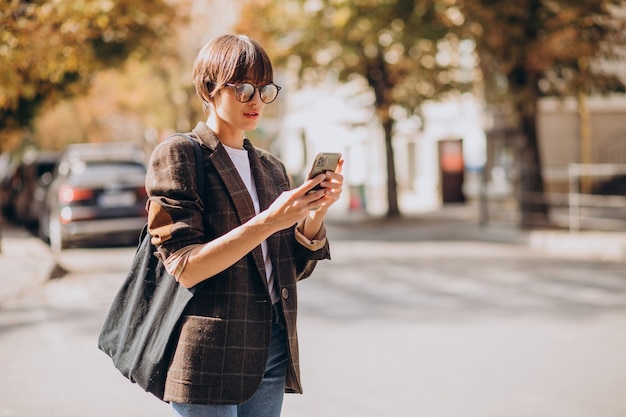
[98,134,205,400]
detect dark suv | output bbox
[39,142,148,251]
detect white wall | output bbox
[278,78,488,216]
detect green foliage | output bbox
[459,0,626,110]
[237,0,474,116]
[457,0,626,227]
[0,0,178,151]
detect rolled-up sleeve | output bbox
[295,222,327,251]
[145,138,205,262]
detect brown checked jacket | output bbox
[144,122,331,405]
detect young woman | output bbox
[145,34,344,417]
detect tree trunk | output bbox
[382,117,400,218]
[577,88,592,193]
[517,103,549,229]
[367,57,401,219]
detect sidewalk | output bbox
[0,221,57,306]
[325,203,626,262]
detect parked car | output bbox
[39,142,148,251]
[10,150,60,227]
[0,154,19,218]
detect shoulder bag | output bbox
[98,134,205,401]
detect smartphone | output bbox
[306,152,342,194]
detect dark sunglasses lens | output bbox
[236,83,256,102]
[260,84,279,103]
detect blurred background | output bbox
[1,3,626,417]
[1,0,626,243]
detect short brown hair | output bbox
[192,34,274,111]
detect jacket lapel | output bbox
[246,141,283,282]
[246,140,275,212]
[193,122,257,224]
[192,123,269,289]
[210,148,258,224]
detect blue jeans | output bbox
[172,305,289,417]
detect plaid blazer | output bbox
[145,122,330,405]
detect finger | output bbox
[303,186,329,208]
[320,174,344,195]
[298,173,325,196]
[283,187,323,211]
[304,188,326,204]
[335,159,344,174]
[323,170,343,185]
[325,163,344,179]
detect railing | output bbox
[479,163,626,232]
[566,163,626,232]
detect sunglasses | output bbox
[225,82,281,104]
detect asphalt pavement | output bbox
[1,204,625,417]
[1,203,624,305]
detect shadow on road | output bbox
[300,241,626,323]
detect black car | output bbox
[9,150,60,227]
[39,142,148,251]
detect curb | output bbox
[528,230,626,262]
[0,225,57,306]
[326,211,626,262]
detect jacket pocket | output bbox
[167,315,228,386]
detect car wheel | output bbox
[48,218,66,252]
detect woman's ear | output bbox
[202,82,214,102]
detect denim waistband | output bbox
[271,302,285,327]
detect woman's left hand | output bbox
[310,159,344,213]
[297,159,344,240]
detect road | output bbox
[0,225,625,417]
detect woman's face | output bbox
[212,82,266,133]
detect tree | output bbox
[458,0,626,228]
[31,58,199,151]
[0,0,180,152]
[236,0,474,218]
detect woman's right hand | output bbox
[260,173,327,232]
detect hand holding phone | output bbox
[305,152,342,194]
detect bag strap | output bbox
[175,134,206,204]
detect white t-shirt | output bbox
[224,145,279,304]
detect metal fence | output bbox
[480,163,626,232]
[565,163,626,232]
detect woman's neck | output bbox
[206,116,245,149]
